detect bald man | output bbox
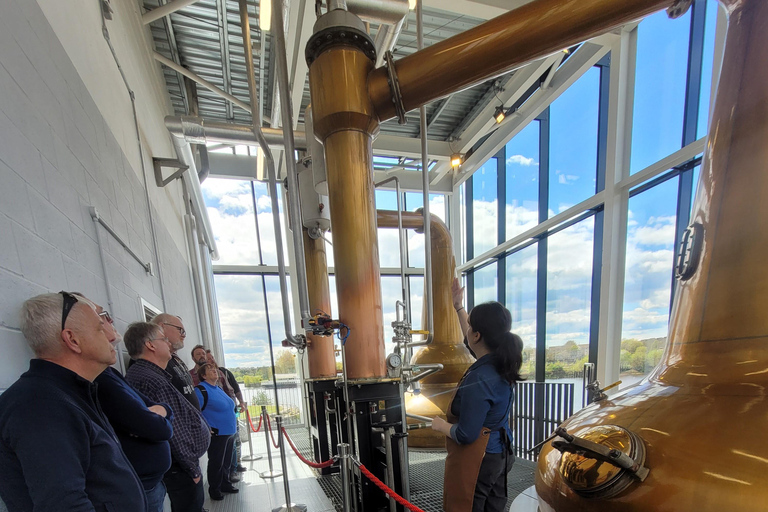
[0,292,145,512]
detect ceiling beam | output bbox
[455,40,611,187]
[454,55,560,153]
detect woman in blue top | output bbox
[432,279,524,512]
[194,363,239,501]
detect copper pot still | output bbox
[536,0,768,510]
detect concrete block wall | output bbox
[0,0,203,391]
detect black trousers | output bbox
[472,450,515,512]
[163,463,204,512]
[207,434,235,495]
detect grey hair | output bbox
[123,322,163,359]
[20,293,65,357]
[150,313,181,326]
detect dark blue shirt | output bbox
[449,355,514,453]
[96,367,174,490]
[195,381,237,436]
[0,360,146,512]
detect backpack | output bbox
[196,385,209,411]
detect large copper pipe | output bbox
[536,1,768,509]
[303,229,337,379]
[368,0,674,122]
[377,210,474,447]
[309,46,385,379]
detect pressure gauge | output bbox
[386,353,403,369]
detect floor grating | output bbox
[287,425,537,512]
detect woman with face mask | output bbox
[431,278,524,512]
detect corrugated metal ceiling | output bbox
[144,0,514,143]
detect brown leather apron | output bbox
[442,373,491,512]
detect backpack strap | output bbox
[196,385,209,411]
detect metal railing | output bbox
[512,381,575,461]
[240,378,304,426]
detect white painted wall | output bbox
[0,0,202,394]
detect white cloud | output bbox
[507,154,537,167]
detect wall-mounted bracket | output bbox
[153,158,189,187]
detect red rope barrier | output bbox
[247,412,262,433]
[281,427,335,469]
[266,416,279,449]
[356,461,426,512]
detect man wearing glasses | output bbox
[151,313,201,410]
[125,322,211,512]
[0,292,146,511]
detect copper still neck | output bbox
[653,0,768,388]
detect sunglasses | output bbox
[60,291,80,331]
[163,322,186,337]
[99,310,113,324]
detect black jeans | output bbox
[207,434,235,495]
[472,450,515,512]
[163,463,204,512]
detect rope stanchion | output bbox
[355,459,425,512]
[248,411,262,433]
[266,415,280,449]
[281,427,336,469]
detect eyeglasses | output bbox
[59,291,79,331]
[163,322,186,337]
[99,310,113,324]
[149,336,171,345]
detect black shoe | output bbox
[221,485,239,494]
[236,464,247,472]
[210,493,224,501]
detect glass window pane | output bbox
[405,193,446,268]
[697,0,720,140]
[376,190,402,268]
[505,121,540,240]
[621,178,678,389]
[545,218,594,391]
[409,275,424,333]
[691,165,701,214]
[549,67,600,216]
[460,183,467,264]
[201,178,261,266]
[472,159,498,258]
[630,10,691,173]
[504,245,537,380]
[214,274,272,368]
[380,276,403,356]
[473,262,498,305]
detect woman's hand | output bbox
[431,416,451,437]
[451,277,465,311]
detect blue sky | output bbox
[202,2,719,369]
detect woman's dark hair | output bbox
[197,363,217,383]
[468,301,524,384]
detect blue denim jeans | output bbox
[145,481,167,512]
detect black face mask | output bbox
[463,336,477,359]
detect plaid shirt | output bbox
[126,359,210,479]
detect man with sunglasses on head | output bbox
[151,313,201,410]
[0,292,146,512]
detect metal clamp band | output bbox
[384,50,407,125]
[667,0,693,19]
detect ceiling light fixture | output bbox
[494,105,506,124]
[408,0,417,10]
[450,153,463,169]
[260,0,271,32]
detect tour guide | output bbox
[431,279,524,512]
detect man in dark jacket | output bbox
[0,292,146,512]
